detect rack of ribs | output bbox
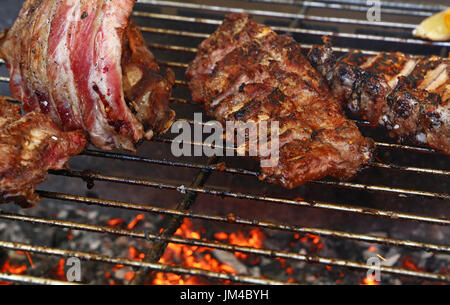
[0,0,175,151]
[308,37,449,154]
[186,14,374,189]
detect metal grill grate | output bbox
[0,0,449,285]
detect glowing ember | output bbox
[401,257,421,271]
[107,218,124,227]
[286,267,293,275]
[1,259,27,274]
[226,229,265,260]
[0,258,28,285]
[128,246,145,261]
[53,258,66,281]
[213,232,228,240]
[124,271,135,281]
[152,219,265,285]
[306,234,320,245]
[127,214,145,230]
[368,246,377,252]
[362,275,379,285]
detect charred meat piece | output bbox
[0,0,174,151]
[0,98,86,207]
[122,20,176,140]
[187,14,374,188]
[308,38,449,154]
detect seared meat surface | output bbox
[0,0,174,151]
[308,38,449,154]
[187,14,374,188]
[122,20,176,140]
[0,98,86,207]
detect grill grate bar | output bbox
[41,173,450,226]
[257,0,447,12]
[0,273,80,285]
[243,0,442,16]
[0,240,290,285]
[1,212,449,282]
[83,146,450,183]
[370,162,450,176]
[140,24,450,48]
[134,6,417,30]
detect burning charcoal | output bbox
[115,267,135,280]
[89,239,102,251]
[87,211,99,220]
[248,266,261,278]
[57,210,69,219]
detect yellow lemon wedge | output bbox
[445,10,450,29]
[413,8,450,41]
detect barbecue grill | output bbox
[0,0,449,285]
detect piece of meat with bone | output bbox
[0,97,87,208]
[122,20,176,140]
[187,14,374,188]
[308,37,449,154]
[0,0,175,151]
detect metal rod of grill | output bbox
[140,24,450,48]
[133,7,417,30]
[243,0,444,16]
[245,0,446,12]
[0,273,80,285]
[81,149,450,182]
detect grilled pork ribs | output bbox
[187,14,374,188]
[308,38,449,154]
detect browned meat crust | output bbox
[186,14,374,189]
[0,98,87,207]
[308,37,449,154]
[122,20,176,140]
